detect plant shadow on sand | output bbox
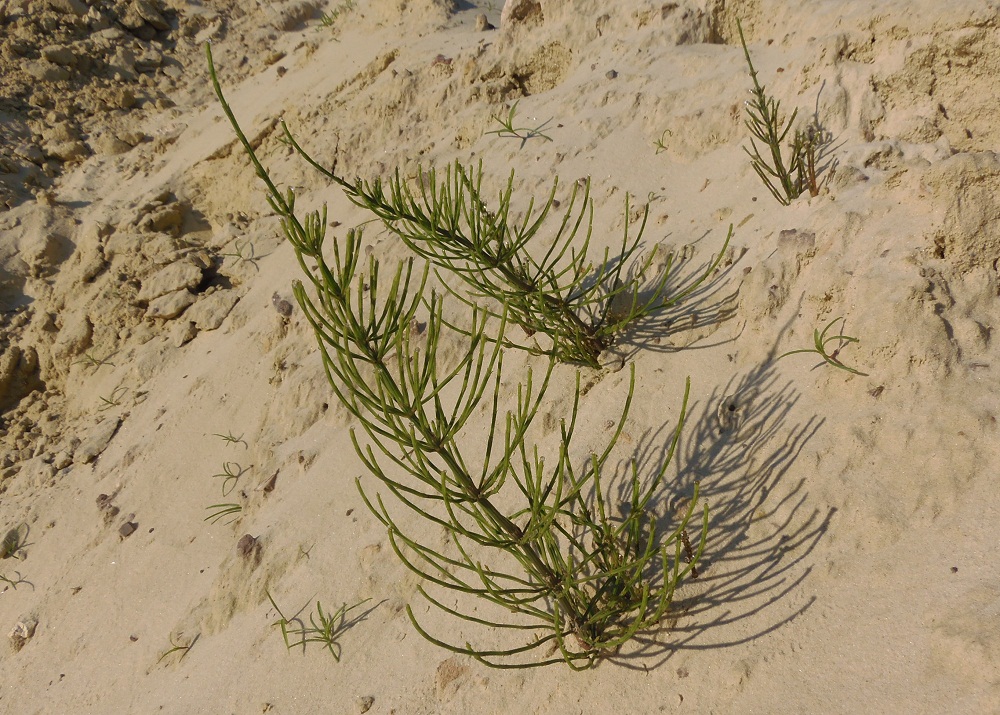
[602,362,832,669]
[609,230,743,362]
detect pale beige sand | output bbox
[1,0,999,712]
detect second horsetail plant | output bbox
[209,45,706,669]
[738,19,820,204]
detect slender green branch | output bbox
[280,126,731,366]
[204,502,242,524]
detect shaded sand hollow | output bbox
[1,0,1000,712]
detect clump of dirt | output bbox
[0,0,323,492]
[0,0,190,209]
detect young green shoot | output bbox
[0,571,32,591]
[220,238,260,271]
[75,351,117,369]
[299,600,371,661]
[485,100,553,149]
[320,0,355,28]
[654,129,671,154]
[204,502,243,525]
[212,462,248,496]
[267,591,370,661]
[98,385,128,411]
[157,633,200,664]
[213,431,249,449]
[777,316,868,376]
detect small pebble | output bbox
[237,534,262,563]
[9,617,37,652]
[119,521,137,538]
[475,13,494,31]
[271,292,293,317]
[606,69,618,79]
[357,695,375,713]
[237,533,256,555]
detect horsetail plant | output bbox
[209,44,707,669]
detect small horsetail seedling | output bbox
[213,431,249,449]
[485,100,553,149]
[75,351,117,369]
[777,316,868,376]
[0,571,31,591]
[210,44,706,670]
[301,599,371,660]
[320,0,355,28]
[212,462,248,496]
[157,633,200,664]
[654,129,671,154]
[220,237,260,271]
[267,591,371,661]
[204,502,243,525]
[98,385,127,411]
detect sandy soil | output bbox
[2,0,1000,712]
